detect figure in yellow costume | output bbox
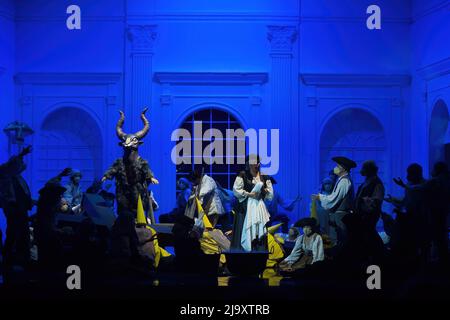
[262,223,285,281]
[135,195,171,268]
[196,198,230,265]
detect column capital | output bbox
[127,25,158,52]
[267,26,298,54]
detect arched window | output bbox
[176,108,245,191]
[38,107,103,192]
[320,108,387,188]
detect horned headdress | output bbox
[116,107,150,148]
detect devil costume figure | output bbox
[102,108,159,221]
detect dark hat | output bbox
[294,217,317,228]
[332,156,357,172]
[187,170,202,182]
[39,181,67,196]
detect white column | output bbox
[127,25,157,158]
[267,26,299,211]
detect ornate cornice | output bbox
[412,0,450,23]
[14,72,122,85]
[127,25,157,52]
[300,73,411,87]
[417,57,450,80]
[154,72,268,85]
[128,12,299,22]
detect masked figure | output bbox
[102,108,159,220]
[312,156,356,249]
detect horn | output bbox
[134,107,150,139]
[116,110,127,140]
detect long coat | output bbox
[103,157,154,214]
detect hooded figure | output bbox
[34,178,68,270]
[315,176,334,235]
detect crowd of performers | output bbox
[0,109,449,282]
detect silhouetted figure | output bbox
[72,217,108,284]
[312,156,356,251]
[110,210,140,262]
[0,146,33,267]
[355,160,385,262]
[172,215,218,274]
[387,163,429,262]
[34,171,71,271]
[424,162,449,264]
[86,178,115,207]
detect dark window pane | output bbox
[193,109,211,121]
[176,108,245,194]
[213,109,229,121]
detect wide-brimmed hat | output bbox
[332,156,357,172]
[39,181,67,196]
[294,217,317,228]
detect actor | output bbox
[312,156,356,248]
[102,108,159,220]
[279,217,324,271]
[355,160,385,260]
[187,170,225,228]
[315,176,335,235]
[231,154,274,252]
[63,169,83,213]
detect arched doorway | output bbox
[36,107,103,191]
[429,99,450,171]
[175,107,245,191]
[320,108,387,188]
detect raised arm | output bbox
[233,176,248,203]
[264,178,274,201]
[318,178,351,210]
